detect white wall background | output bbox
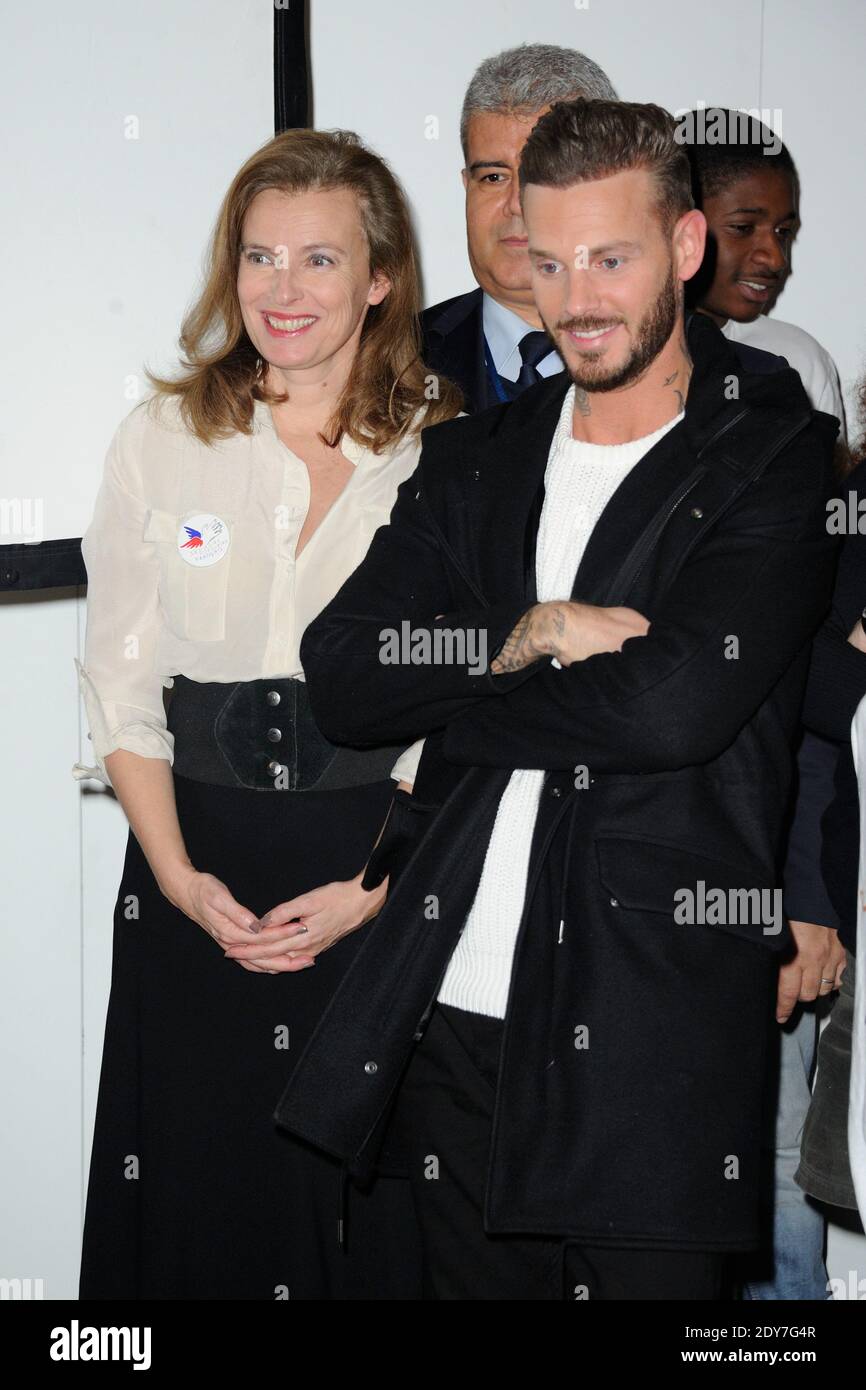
[1,0,864,1299]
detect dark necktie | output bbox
[503,330,552,399]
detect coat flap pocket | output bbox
[595,835,787,950]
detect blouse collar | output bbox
[255,397,366,469]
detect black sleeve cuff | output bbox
[360,789,441,891]
[432,600,549,694]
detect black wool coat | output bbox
[275,313,840,1251]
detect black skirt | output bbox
[79,677,424,1300]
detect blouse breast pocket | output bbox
[142,508,233,643]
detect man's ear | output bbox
[673,208,707,285]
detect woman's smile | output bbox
[261,311,319,337]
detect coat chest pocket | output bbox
[595,835,786,952]
[143,508,233,643]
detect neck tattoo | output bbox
[663,367,688,415]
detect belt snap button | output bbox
[267,760,282,777]
[266,690,281,706]
[267,727,282,743]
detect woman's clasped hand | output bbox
[172,864,386,974]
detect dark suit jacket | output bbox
[420,287,492,413]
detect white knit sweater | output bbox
[436,385,684,1018]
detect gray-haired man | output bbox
[421,43,617,411]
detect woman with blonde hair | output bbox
[74,127,458,1299]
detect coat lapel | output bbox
[569,313,813,607]
[458,311,784,615]
[455,372,570,609]
[452,368,694,613]
[566,417,694,605]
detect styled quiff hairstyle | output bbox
[146,128,461,451]
[519,99,694,236]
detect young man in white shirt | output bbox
[684,108,846,435]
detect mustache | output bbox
[557,318,624,333]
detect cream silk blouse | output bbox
[71,393,426,788]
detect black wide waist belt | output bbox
[166,674,408,792]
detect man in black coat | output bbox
[272,100,839,1299]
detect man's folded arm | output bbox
[299,467,540,745]
[443,459,838,774]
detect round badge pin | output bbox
[177,513,230,567]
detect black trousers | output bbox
[391,1002,725,1300]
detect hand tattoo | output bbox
[490,609,539,674]
[490,603,568,673]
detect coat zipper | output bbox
[610,407,811,600]
[420,492,489,607]
[604,407,750,603]
[607,466,706,601]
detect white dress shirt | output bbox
[72,393,425,789]
[437,386,684,1018]
[483,292,563,382]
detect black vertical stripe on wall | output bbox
[274,0,310,132]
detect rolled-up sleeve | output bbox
[389,737,425,786]
[72,414,174,787]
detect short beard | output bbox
[553,263,680,394]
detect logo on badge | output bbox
[177,513,230,567]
